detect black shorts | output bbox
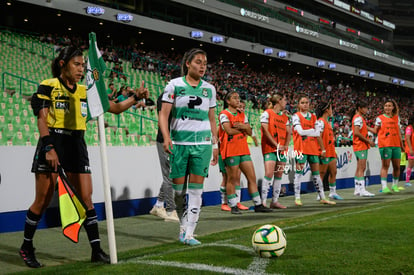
[31,128,91,174]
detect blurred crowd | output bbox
[42,34,414,146]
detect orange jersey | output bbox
[260,109,289,155]
[375,114,401,148]
[219,109,250,159]
[405,125,414,153]
[318,118,336,158]
[292,112,320,156]
[352,114,370,151]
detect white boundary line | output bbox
[121,203,396,274]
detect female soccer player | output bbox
[219,91,271,214]
[292,95,335,206]
[260,93,291,208]
[159,48,218,246]
[20,46,149,268]
[315,101,342,200]
[351,101,376,197]
[372,99,404,193]
[404,114,414,187]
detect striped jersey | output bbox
[162,76,216,145]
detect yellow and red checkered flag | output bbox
[58,167,87,243]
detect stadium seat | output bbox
[12,131,27,146]
[138,134,150,146]
[126,134,139,146]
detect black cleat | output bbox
[91,249,110,264]
[19,248,43,268]
[231,206,242,214]
[254,204,273,213]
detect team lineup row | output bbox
[17,47,414,268]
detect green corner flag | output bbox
[86,32,110,118]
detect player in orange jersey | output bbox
[371,99,404,193]
[291,95,335,206]
[404,114,414,187]
[315,101,343,200]
[351,101,376,197]
[260,93,291,209]
[219,91,271,214]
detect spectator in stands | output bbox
[106,82,116,100]
[19,46,149,268]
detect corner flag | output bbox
[86,32,110,118]
[57,167,87,243]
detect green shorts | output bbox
[354,150,368,160]
[319,157,336,165]
[170,144,212,178]
[379,147,401,160]
[296,154,319,164]
[218,153,226,174]
[224,154,252,167]
[263,152,288,163]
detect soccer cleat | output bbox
[320,199,336,205]
[149,206,167,219]
[91,249,110,264]
[295,198,303,206]
[231,206,242,214]
[270,202,287,209]
[237,202,249,210]
[183,237,201,246]
[254,204,273,213]
[359,190,375,197]
[391,185,400,192]
[380,187,392,194]
[329,193,344,200]
[405,182,412,187]
[164,210,179,222]
[221,204,231,211]
[19,248,43,268]
[179,231,186,243]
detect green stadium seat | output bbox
[12,131,27,146]
[138,134,150,146]
[0,130,6,145]
[29,132,39,145]
[126,134,139,146]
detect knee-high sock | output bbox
[173,183,187,230]
[312,171,326,199]
[329,182,336,194]
[381,177,388,189]
[261,176,272,205]
[84,209,101,252]
[220,186,227,204]
[250,191,262,206]
[21,209,41,250]
[272,177,282,203]
[227,193,238,208]
[407,167,412,183]
[185,184,203,239]
[294,171,302,199]
[236,185,241,203]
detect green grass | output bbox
[15,198,414,275]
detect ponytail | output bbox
[51,46,83,77]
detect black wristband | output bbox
[41,135,54,146]
[133,94,140,102]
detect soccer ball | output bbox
[252,224,286,258]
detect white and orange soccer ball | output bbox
[252,224,287,258]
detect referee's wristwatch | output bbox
[44,145,54,152]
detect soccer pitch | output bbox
[1,185,413,274]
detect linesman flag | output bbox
[86,32,110,118]
[58,167,87,243]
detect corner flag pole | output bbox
[87,32,117,264]
[97,114,117,264]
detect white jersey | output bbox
[162,76,216,145]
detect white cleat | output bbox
[359,190,375,197]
